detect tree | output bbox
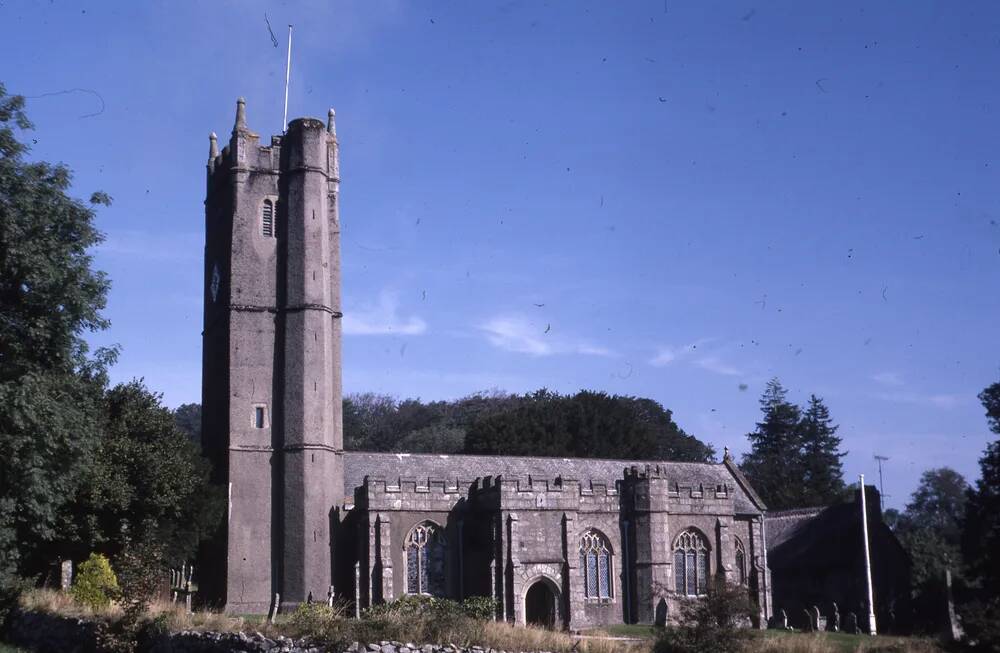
[0,83,113,579]
[464,389,713,462]
[740,380,848,510]
[71,380,224,567]
[172,403,201,445]
[798,394,847,506]
[740,379,804,510]
[960,380,1000,646]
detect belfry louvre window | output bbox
[579,530,612,599]
[735,537,747,586]
[673,529,709,596]
[262,199,274,237]
[405,522,446,597]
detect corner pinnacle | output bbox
[234,97,247,132]
[208,132,218,159]
[327,108,336,135]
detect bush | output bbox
[460,595,498,620]
[285,602,352,649]
[70,553,119,610]
[654,577,753,653]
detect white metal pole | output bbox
[860,474,878,636]
[283,24,293,131]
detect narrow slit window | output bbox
[254,406,265,428]
[262,199,274,237]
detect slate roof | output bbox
[342,451,764,514]
[765,504,862,569]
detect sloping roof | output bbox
[765,504,863,569]
[342,451,763,514]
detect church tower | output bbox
[201,99,343,612]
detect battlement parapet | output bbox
[625,465,732,501]
[363,476,464,496]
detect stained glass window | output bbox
[734,537,747,586]
[404,522,446,596]
[672,529,709,596]
[579,530,612,599]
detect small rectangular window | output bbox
[254,406,265,428]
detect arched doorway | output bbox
[525,580,557,628]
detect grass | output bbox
[583,624,659,639]
[753,629,945,653]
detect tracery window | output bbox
[405,522,446,596]
[734,537,747,586]
[579,530,613,599]
[262,199,274,237]
[673,529,709,596]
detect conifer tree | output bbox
[798,394,847,506]
[740,379,803,510]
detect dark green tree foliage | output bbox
[959,381,1000,648]
[172,402,202,445]
[0,83,113,579]
[341,389,713,462]
[74,381,224,567]
[465,390,714,462]
[892,468,967,633]
[740,380,846,510]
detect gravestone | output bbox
[803,609,814,632]
[845,612,859,634]
[812,605,826,631]
[830,602,840,632]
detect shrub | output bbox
[284,602,352,649]
[461,595,498,620]
[70,553,119,610]
[654,577,753,653]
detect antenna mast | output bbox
[283,24,293,131]
[873,454,889,510]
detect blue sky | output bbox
[2,1,998,509]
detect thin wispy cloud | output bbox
[479,315,614,358]
[648,339,743,377]
[873,392,962,409]
[872,371,905,387]
[649,341,703,367]
[344,290,427,336]
[695,356,743,377]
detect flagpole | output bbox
[860,474,878,636]
[283,24,293,132]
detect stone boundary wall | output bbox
[4,610,558,653]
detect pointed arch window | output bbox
[579,530,613,599]
[405,522,446,596]
[734,537,747,586]
[673,529,709,596]
[262,199,274,237]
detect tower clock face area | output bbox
[210,262,220,303]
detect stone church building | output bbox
[198,99,775,629]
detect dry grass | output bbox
[749,631,946,653]
[478,621,643,653]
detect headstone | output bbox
[780,609,789,630]
[268,593,281,624]
[803,609,813,632]
[945,569,964,641]
[59,560,73,591]
[830,602,840,632]
[845,612,859,635]
[813,605,826,632]
[328,585,335,608]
